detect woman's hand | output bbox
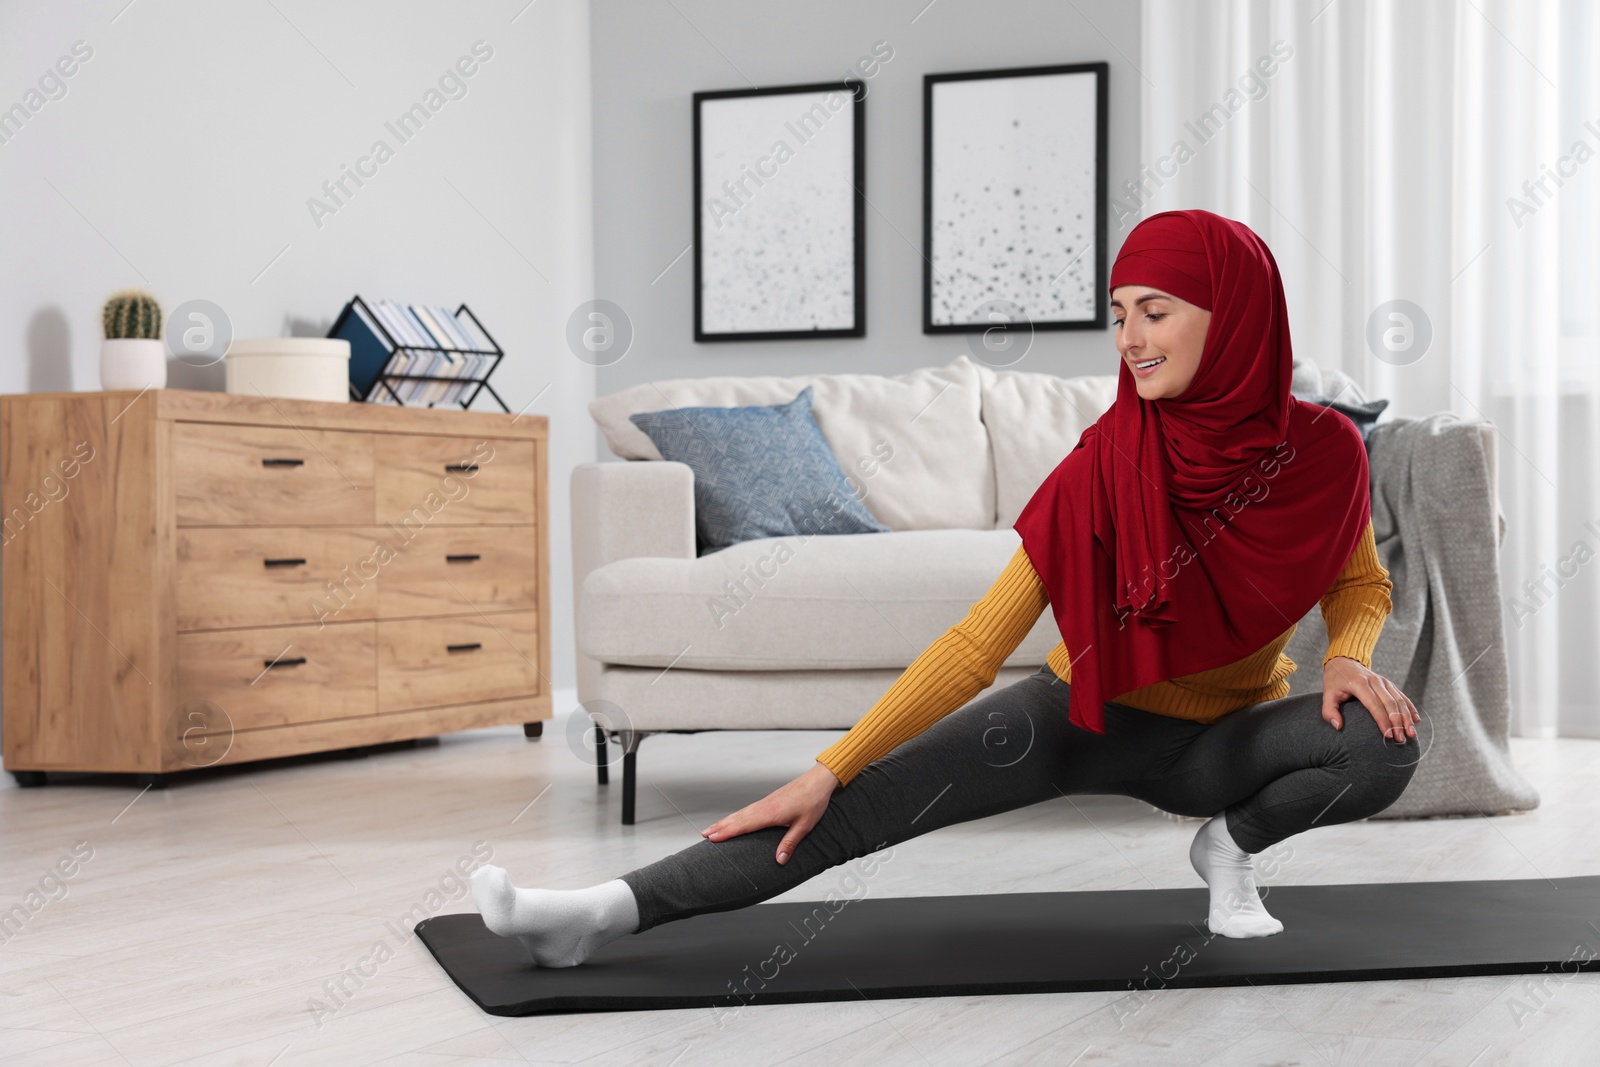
[1322,656,1420,742]
[700,761,841,865]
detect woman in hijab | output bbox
[472,209,1422,965]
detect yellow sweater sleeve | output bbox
[1319,519,1392,669]
[814,544,1048,787]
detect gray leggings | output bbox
[619,664,1421,933]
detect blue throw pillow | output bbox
[629,386,890,554]
[1293,391,1390,442]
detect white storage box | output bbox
[225,338,351,403]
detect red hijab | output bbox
[1013,209,1371,733]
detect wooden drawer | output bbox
[378,525,537,618]
[176,527,384,630]
[375,435,534,525]
[175,422,374,525]
[378,612,540,713]
[177,622,377,731]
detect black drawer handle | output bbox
[444,463,479,473]
[263,557,307,568]
[445,553,481,563]
[446,642,482,653]
[261,458,305,467]
[264,656,307,669]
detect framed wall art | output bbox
[694,79,866,341]
[923,62,1109,336]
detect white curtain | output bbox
[1137,0,1600,738]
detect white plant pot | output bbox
[99,338,168,391]
[225,338,351,404]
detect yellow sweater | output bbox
[816,519,1392,786]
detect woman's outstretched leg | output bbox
[474,665,1080,965]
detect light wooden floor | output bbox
[3,695,1597,1066]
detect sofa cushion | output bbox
[1289,358,1369,403]
[628,386,890,554]
[579,527,1062,670]
[589,356,995,531]
[977,365,1119,528]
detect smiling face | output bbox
[1112,285,1211,401]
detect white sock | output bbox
[1188,815,1283,938]
[469,865,640,967]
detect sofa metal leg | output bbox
[618,730,645,825]
[622,750,637,825]
[595,724,609,786]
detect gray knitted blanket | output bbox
[1282,411,1540,818]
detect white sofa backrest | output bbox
[590,354,1353,533]
[588,355,996,531]
[976,365,1119,528]
[975,356,1367,528]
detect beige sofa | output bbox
[572,355,1499,824]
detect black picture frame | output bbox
[922,62,1109,336]
[693,79,866,342]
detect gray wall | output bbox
[1,0,594,695]
[590,0,1142,451]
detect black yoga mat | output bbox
[417,876,1600,1016]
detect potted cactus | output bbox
[100,289,167,390]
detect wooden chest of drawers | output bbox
[1,389,550,782]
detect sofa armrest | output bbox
[571,460,696,571]
[571,460,696,701]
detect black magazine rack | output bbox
[329,294,509,412]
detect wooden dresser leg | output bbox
[11,771,47,787]
[523,722,543,740]
[135,773,167,790]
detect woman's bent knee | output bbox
[1331,696,1420,817]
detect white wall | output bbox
[0,0,1142,703]
[0,0,594,697]
[589,0,1143,449]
